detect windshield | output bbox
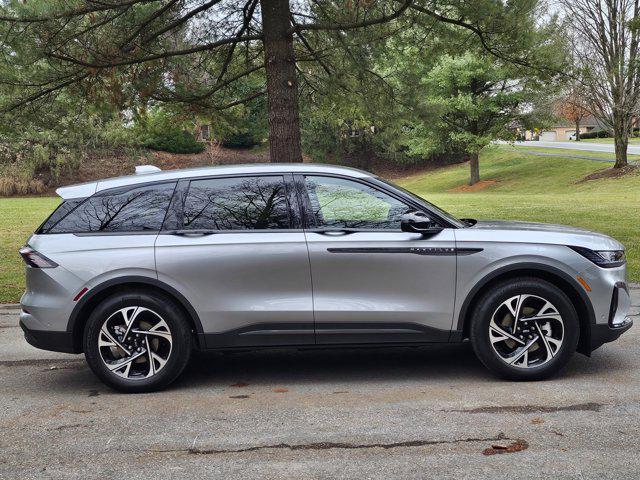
[376,178,467,228]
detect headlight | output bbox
[569,246,626,268]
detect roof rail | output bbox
[135,165,162,175]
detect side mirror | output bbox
[400,211,443,235]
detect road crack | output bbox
[146,433,511,455]
[444,402,602,414]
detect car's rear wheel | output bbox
[83,290,192,392]
[470,278,579,380]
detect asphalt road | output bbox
[514,140,640,155]
[1,291,639,480]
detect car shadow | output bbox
[173,341,633,391]
[16,341,633,395]
[181,343,484,385]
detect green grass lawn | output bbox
[0,197,59,303]
[512,145,640,162]
[0,145,638,303]
[396,145,640,285]
[581,137,640,144]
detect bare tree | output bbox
[555,83,591,141]
[563,0,640,167]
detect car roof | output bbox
[55,163,374,199]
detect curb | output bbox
[0,304,21,310]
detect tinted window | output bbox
[38,199,84,233]
[305,176,412,230]
[49,182,176,233]
[182,176,290,230]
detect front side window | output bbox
[49,182,176,233]
[182,176,291,230]
[304,176,413,230]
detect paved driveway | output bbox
[514,140,640,155]
[1,291,638,479]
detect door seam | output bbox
[302,230,317,344]
[449,229,459,340]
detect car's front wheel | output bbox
[470,278,579,380]
[83,290,192,392]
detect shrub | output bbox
[28,144,51,175]
[135,109,205,154]
[0,176,45,196]
[579,129,612,139]
[220,131,259,148]
[144,129,205,154]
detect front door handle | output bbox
[312,229,357,236]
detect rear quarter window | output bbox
[38,199,85,234]
[48,182,176,234]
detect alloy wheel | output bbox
[98,306,173,380]
[488,294,564,369]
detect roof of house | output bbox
[551,115,606,129]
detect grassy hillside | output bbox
[397,145,639,284]
[0,145,638,303]
[512,146,640,161]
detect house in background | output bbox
[534,115,607,141]
[195,123,211,141]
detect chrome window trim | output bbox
[43,170,459,236]
[294,172,459,231]
[163,172,299,233]
[40,180,178,235]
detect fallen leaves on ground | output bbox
[482,439,529,456]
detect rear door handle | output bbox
[169,229,217,237]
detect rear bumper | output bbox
[19,319,77,354]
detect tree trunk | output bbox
[260,0,302,163]
[575,119,580,141]
[469,152,480,185]
[613,113,629,168]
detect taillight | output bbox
[19,246,58,268]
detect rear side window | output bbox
[182,176,291,230]
[48,182,176,233]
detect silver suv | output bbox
[19,164,632,392]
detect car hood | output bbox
[466,220,624,250]
[473,220,596,235]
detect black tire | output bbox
[469,278,579,381]
[83,290,192,393]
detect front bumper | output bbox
[19,319,76,354]
[590,319,633,351]
[589,281,633,352]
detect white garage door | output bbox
[540,131,557,141]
